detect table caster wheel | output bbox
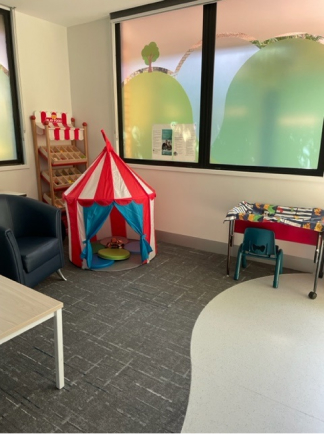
[308,291,317,300]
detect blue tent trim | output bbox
[80,201,153,269]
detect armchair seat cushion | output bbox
[16,237,61,273]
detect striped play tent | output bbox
[63,130,156,269]
[33,111,85,141]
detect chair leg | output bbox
[57,269,67,281]
[234,245,243,280]
[273,250,283,288]
[242,253,247,269]
[279,250,283,274]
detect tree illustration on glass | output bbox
[141,42,160,72]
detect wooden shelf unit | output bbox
[31,112,89,211]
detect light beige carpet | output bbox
[182,273,324,433]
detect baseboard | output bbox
[155,230,316,274]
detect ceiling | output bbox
[1,0,161,27]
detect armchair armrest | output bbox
[0,226,25,284]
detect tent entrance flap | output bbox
[81,201,153,269]
[81,203,113,269]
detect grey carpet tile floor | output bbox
[0,241,297,433]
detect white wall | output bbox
[67,19,115,164]
[134,166,322,261]
[0,12,72,198]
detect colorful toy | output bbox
[106,238,124,249]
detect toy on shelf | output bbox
[39,144,87,165]
[43,190,65,209]
[30,111,89,211]
[42,167,83,189]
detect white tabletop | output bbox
[0,191,27,196]
[0,274,63,341]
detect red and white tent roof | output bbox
[64,135,155,205]
[63,130,156,267]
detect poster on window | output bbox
[152,124,197,162]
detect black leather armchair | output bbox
[0,194,66,288]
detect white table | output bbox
[0,275,64,389]
[0,191,27,196]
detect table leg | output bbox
[54,308,64,389]
[227,220,235,276]
[314,232,321,264]
[309,233,323,300]
[319,251,324,279]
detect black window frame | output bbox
[112,1,324,177]
[0,7,24,166]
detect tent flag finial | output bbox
[101,129,113,152]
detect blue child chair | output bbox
[234,228,283,288]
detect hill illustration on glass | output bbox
[211,36,324,170]
[122,41,195,160]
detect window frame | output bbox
[0,7,24,167]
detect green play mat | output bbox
[97,248,131,261]
[91,241,105,253]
